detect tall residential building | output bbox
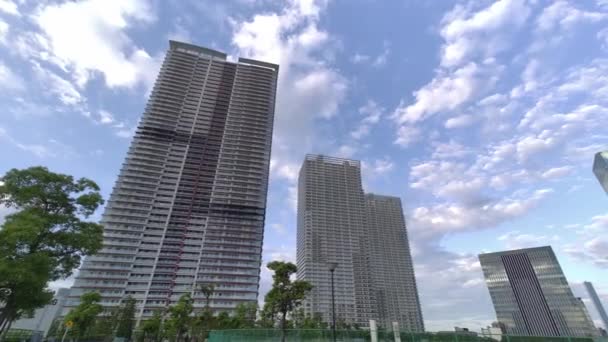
[366,194,424,331]
[479,246,596,337]
[64,41,278,319]
[584,281,608,329]
[297,155,424,331]
[593,151,608,194]
[297,155,373,327]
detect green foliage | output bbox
[115,296,137,340]
[197,283,215,309]
[233,302,257,328]
[293,309,327,329]
[64,292,103,338]
[141,310,163,342]
[262,261,313,342]
[165,294,193,342]
[0,167,104,334]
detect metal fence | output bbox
[207,329,603,342]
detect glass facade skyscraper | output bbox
[297,155,424,331]
[479,246,596,337]
[593,151,608,194]
[584,281,608,330]
[63,41,278,319]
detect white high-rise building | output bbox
[64,41,278,319]
[296,155,424,331]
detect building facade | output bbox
[297,155,373,327]
[64,41,278,319]
[365,194,424,331]
[593,151,608,194]
[12,288,69,336]
[479,246,596,337]
[296,155,424,331]
[584,281,608,330]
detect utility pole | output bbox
[328,262,338,342]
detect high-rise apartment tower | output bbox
[64,41,278,319]
[479,246,596,337]
[584,281,608,330]
[593,151,608,194]
[297,155,424,331]
[365,194,424,331]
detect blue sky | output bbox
[0,0,607,332]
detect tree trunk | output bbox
[0,307,14,337]
[280,310,287,342]
[0,315,14,341]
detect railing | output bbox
[207,329,605,342]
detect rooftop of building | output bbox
[478,245,554,258]
[169,40,279,71]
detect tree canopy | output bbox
[0,166,104,335]
[64,292,103,338]
[262,261,313,342]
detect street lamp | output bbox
[328,262,338,342]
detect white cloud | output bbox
[394,125,422,147]
[34,0,160,89]
[498,231,559,250]
[0,61,24,91]
[0,127,76,159]
[440,0,530,68]
[362,157,395,177]
[335,144,357,158]
[269,158,299,182]
[351,53,370,64]
[270,223,287,236]
[351,41,389,67]
[32,62,83,106]
[113,123,136,139]
[410,189,552,239]
[585,213,608,232]
[394,60,502,127]
[0,20,8,43]
[351,100,383,139]
[372,42,390,67]
[541,166,573,179]
[0,0,19,16]
[98,110,115,125]
[431,140,471,159]
[536,1,607,32]
[445,114,475,129]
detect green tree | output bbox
[262,261,312,342]
[64,292,103,339]
[0,166,104,334]
[115,296,137,340]
[141,310,163,342]
[197,283,215,310]
[233,302,257,328]
[165,294,193,342]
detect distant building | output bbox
[481,323,503,341]
[584,281,608,330]
[296,155,424,331]
[593,151,608,194]
[479,246,596,337]
[12,288,69,336]
[365,194,424,330]
[454,327,477,336]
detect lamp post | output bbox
[328,262,338,342]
